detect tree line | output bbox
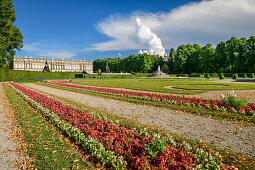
[0,0,23,68]
[93,36,255,74]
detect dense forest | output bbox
[93,36,255,74]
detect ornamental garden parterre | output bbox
[45,81,255,117]
[8,82,223,169]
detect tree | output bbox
[246,36,255,72]
[174,45,187,73]
[214,41,228,72]
[167,48,175,73]
[185,44,201,73]
[198,44,215,73]
[235,38,247,73]
[226,37,239,73]
[0,0,23,67]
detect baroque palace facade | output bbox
[13,56,93,73]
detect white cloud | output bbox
[22,43,76,58]
[90,0,255,51]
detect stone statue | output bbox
[42,61,50,72]
[149,65,169,78]
[106,63,110,73]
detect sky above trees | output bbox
[13,0,255,61]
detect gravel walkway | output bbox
[164,86,255,103]
[24,83,255,156]
[0,83,26,169]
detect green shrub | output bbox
[251,73,255,78]
[242,74,247,78]
[220,91,248,108]
[219,73,224,79]
[232,73,238,79]
[188,73,201,77]
[205,74,210,79]
[176,74,188,77]
[0,67,74,82]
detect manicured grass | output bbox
[68,78,255,94]
[27,84,255,169]
[3,83,96,169]
[39,82,255,126]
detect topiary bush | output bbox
[251,73,255,78]
[232,73,238,79]
[219,73,224,79]
[205,73,210,79]
[242,74,247,78]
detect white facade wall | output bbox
[13,56,93,73]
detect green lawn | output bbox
[69,78,255,94]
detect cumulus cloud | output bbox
[22,43,76,58]
[90,0,255,51]
[136,18,165,56]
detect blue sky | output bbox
[13,0,255,61]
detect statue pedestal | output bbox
[149,65,169,78]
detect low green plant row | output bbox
[204,73,255,79]
[0,67,76,82]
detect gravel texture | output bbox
[164,86,255,103]
[24,83,255,156]
[0,83,26,170]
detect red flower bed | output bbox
[53,80,70,82]
[45,82,255,115]
[10,82,194,169]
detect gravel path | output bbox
[0,83,26,169]
[164,86,255,103]
[24,83,255,156]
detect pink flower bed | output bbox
[45,82,255,115]
[10,82,195,169]
[53,80,70,82]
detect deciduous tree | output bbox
[0,0,23,67]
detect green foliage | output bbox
[188,73,201,77]
[93,54,158,73]
[220,91,248,108]
[251,73,255,78]
[219,73,224,79]
[0,0,23,67]
[0,67,75,81]
[205,73,210,79]
[145,137,167,159]
[242,74,247,78]
[232,73,238,79]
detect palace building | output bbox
[13,56,93,73]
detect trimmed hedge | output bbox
[0,68,77,82]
